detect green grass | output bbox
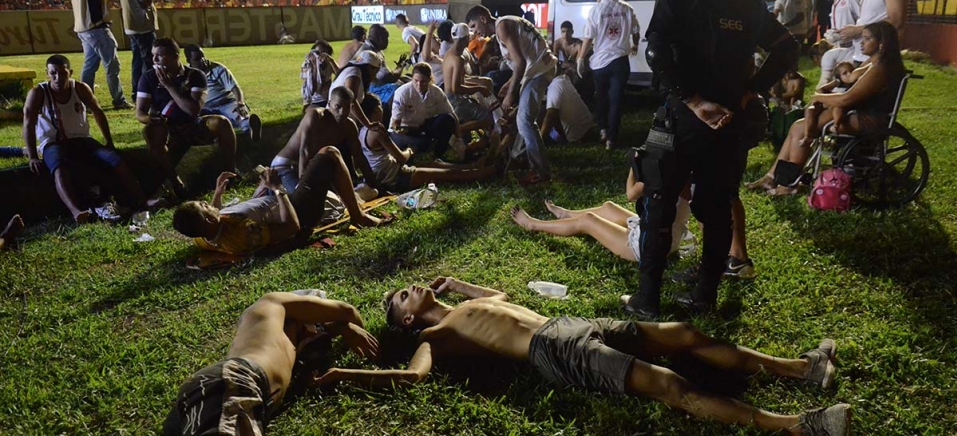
[3,28,957,434]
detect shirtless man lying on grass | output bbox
[318,278,851,436]
[162,291,379,435]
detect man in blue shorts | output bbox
[23,54,149,223]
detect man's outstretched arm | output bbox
[431,277,509,301]
[317,341,433,388]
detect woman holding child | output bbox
[749,20,905,195]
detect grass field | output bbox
[2,27,957,435]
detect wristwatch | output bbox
[273,186,288,196]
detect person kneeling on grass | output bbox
[162,291,379,436]
[358,93,497,193]
[172,147,382,257]
[183,44,263,142]
[318,277,850,436]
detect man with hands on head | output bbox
[162,291,379,435]
[319,277,850,436]
[135,37,237,197]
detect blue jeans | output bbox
[129,32,155,94]
[78,27,127,107]
[593,56,630,143]
[517,73,551,178]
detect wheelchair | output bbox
[804,73,929,209]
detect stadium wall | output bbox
[902,23,957,67]
[0,6,355,55]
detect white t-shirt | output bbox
[774,0,810,37]
[330,66,365,100]
[852,0,887,62]
[545,75,594,142]
[831,0,861,30]
[402,26,426,46]
[391,82,454,128]
[583,0,640,70]
[221,196,279,224]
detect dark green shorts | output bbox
[529,317,640,394]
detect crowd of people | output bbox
[0,0,442,10]
[4,0,919,433]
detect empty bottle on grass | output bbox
[528,281,568,298]
[396,183,438,210]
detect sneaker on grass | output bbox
[724,256,756,279]
[802,338,837,389]
[798,403,851,436]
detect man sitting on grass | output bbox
[183,43,263,142]
[318,277,851,436]
[135,37,237,197]
[172,145,382,257]
[254,87,382,197]
[23,54,152,223]
[358,93,497,193]
[162,291,379,435]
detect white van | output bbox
[546,0,656,86]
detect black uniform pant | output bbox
[635,99,740,309]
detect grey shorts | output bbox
[529,317,640,394]
[162,357,272,436]
[448,94,489,124]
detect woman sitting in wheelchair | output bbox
[749,20,905,196]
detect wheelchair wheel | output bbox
[834,125,929,209]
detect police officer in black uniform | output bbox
[623,0,799,319]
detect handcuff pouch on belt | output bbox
[632,105,677,194]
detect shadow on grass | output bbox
[772,198,957,334]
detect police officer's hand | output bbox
[685,95,733,130]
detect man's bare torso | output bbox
[227,299,297,405]
[277,110,356,160]
[339,41,364,68]
[421,298,549,360]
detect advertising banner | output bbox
[351,5,384,24]
[0,11,33,55]
[283,7,351,43]
[1,10,126,55]
[383,5,448,25]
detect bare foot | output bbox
[767,185,799,196]
[350,213,383,228]
[746,174,776,191]
[544,200,569,219]
[74,210,92,224]
[509,206,535,231]
[1,214,24,241]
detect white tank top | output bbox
[359,126,401,185]
[853,0,887,62]
[36,80,91,148]
[496,16,557,85]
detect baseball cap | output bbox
[451,23,471,40]
[353,50,383,68]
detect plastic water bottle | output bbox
[397,183,438,210]
[528,281,568,299]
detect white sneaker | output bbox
[354,183,379,202]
